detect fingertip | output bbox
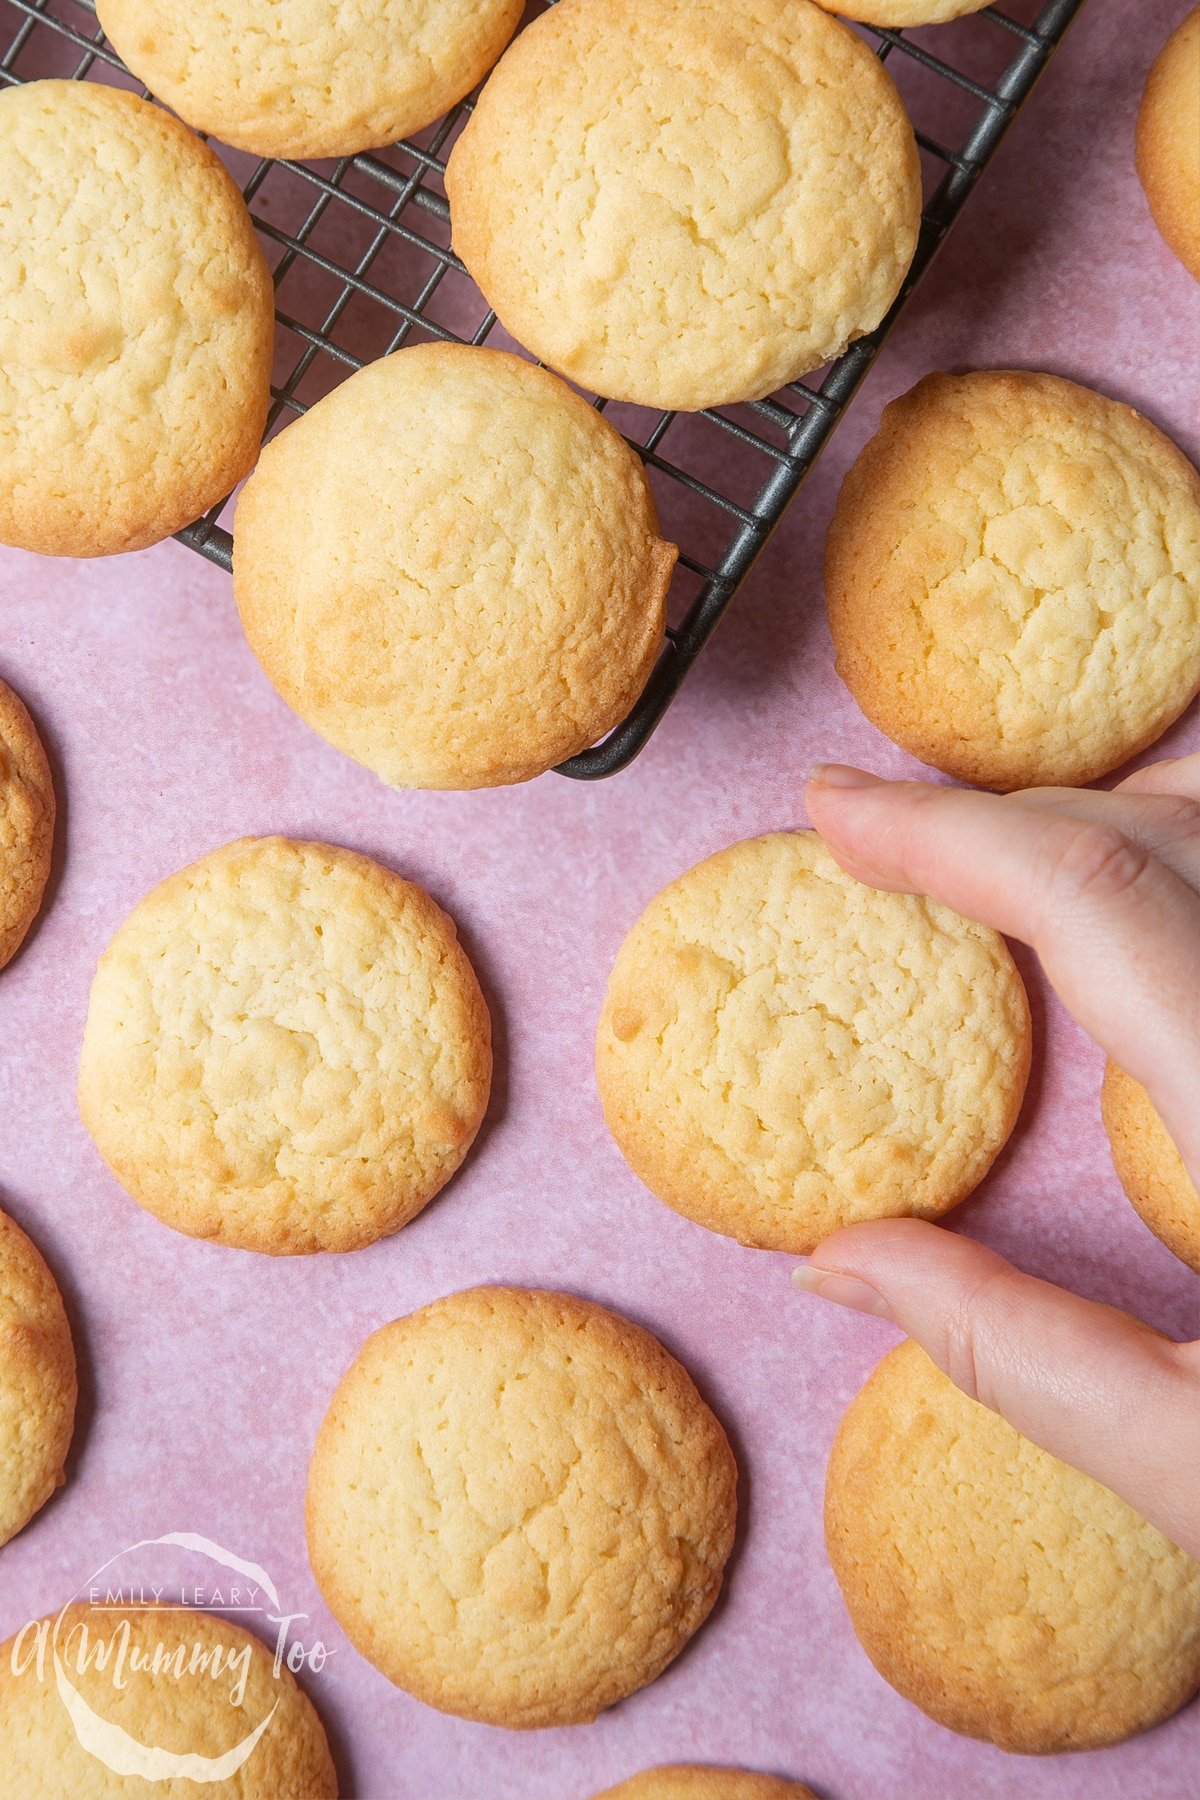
[807,763,883,792]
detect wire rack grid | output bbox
[1,0,1087,777]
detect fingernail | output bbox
[808,764,881,790]
[793,1265,895,1321]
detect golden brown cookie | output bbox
[0,1208,75,1549]
[0,80,273,558]
[96,0,522,160]
[826,370,1200,789]
[1102,1061,1200,1274]
[446,0,921,411]
[826,1339,1200,1752]
[77,837,491,1254]
[1136,7,1200,283]
[597,831,1030,1254]
[233,343,675,788]
[306,1286,738,1727]
[0,1604,337,1796]
[814,0,986,16]
[0,676,54,971]
[595,1769,816,1799]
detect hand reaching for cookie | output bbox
[797,755,1200,1559]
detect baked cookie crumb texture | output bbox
[0,79,273,557]
[0,1208,76,1549]
[306,1286,737,1728]
[1102,1060,1200,1274]
[825,369,1200,788]
[0,677,54,971]
[1136,7,1200,283]
[77,836,492,1254]
[597,831,1030,1253]
[826,1340,1200,1753]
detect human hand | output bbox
[796,755,1200,1558]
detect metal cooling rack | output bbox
[2,0,1087,777]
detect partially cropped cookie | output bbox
[0,677,54,971]
[597,831,1029,1254]
[78,837,491,1254]
[826,370,1200,789]
[307,1286,737,1727]
[0,1208,75,1548]
[96,0,522,160]
[596,1770,816,1799]
[826,1340,1200,1752]
[1102,1061,1200,1274]
[0,80,273,558]
[234,344,675,787]
[1136,7,1200,283]
[0,1604,336,1796]
[446,0,921,411]
[813,0,987,19]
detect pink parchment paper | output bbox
[1,1,1199,1794]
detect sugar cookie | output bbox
[446,0,921,411]
[306,1286,737,1727]
[0,1604,337,1796]
[0,677,54,971]
[96,0,522,160]
[1102,1061,1200,1275]
[596,1770,816,1799]
[597,831,1029,1254]
[78,837,491,1254]
[0,80,273,557]
[234,344,675,788]
[826,370,1200,788]
[0,1209,75,1548]
[1136,7,1200,283]
[826,1339,1200,1752]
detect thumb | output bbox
[796,1218,1200,1557]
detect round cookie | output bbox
[0,1604,336,1796]
[0,80,273,558]
[77,836,491,1255]
[596,831,1030,1255]
[1102,1061,1200,1274]
[826,1339,1200,1753]
[595,1771,816,1799]
[825,370,1200,790]
[233,343,676,788]
[813,0,987,19]
[96,0,523,161]
[306,1286,738,1727]
[445,0,921,412]
[1136,7,1200,284]
[0,1208,76,1548]
[0,677,54,971]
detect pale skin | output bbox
[796,754,1200,1559]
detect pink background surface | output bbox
[2,1,1200,1795]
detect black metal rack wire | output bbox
[2,0,1087,777]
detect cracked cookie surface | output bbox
[1102,1061,1200,1274]
[0,677,54,972]
[77,836,491,1254]
[0,80,273,558]
[826,1339,1200,1752]
[597,831,1029,1254]
[96,0,522,161]
[826,369,1200,789]
[233,343,675,789]
[446,0,921,411]
[306,1285,737,1727]
[0,1604,337,1797]
[0,1208,75,1549]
